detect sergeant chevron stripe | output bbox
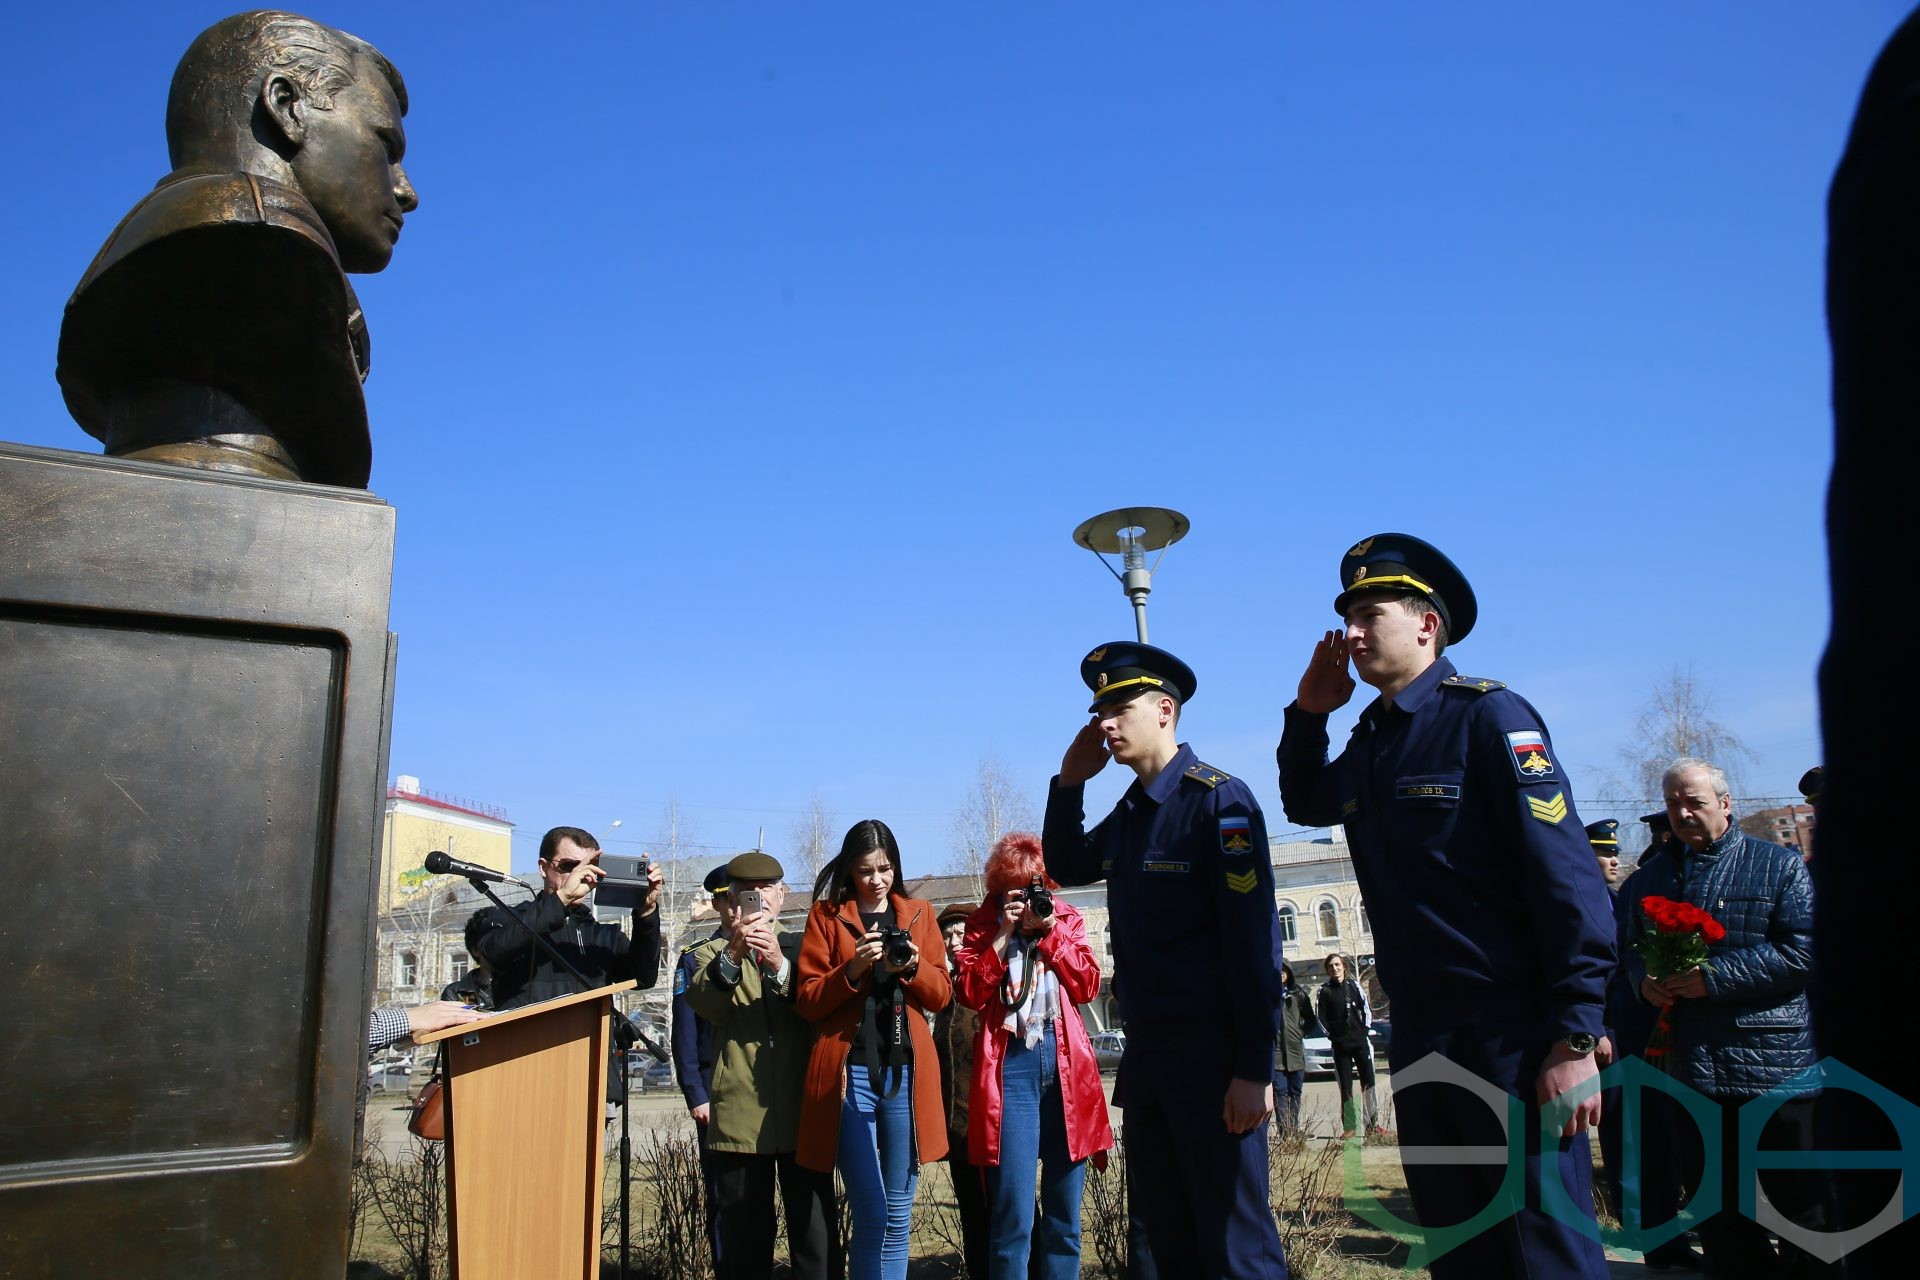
[1225,868,1259,894]
[1525,791,1569,825]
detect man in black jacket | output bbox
[465,826,665,1100]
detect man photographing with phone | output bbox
[465,825,667,1012]
[689,852,841,1280]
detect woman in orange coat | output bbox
[795,819,952,1280]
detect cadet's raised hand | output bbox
[1060,717,1111,785]
[1297,631,1356,714]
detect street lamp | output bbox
[1071,506,1190,643]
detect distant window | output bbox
[449,952,470,982]
[1277,905,1298,944]
[1357,900,1372,935]
[398,951,419,986]
[1316,900,1340,940]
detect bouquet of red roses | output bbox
[1631,895,1726,1070]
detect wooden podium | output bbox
[416,981,636,1279]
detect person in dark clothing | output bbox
[1272,961,1319,1132]
[1823,18,1920,1273]
[1314,955,1378,1139]
[674,864,737,1274]
[934,901,990,1280]
[464,825,665,1103]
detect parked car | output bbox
[1302,1035,1336,1078]
[367,1051,413,1077]
[1092,1029,1127,1072]
[627,1059,676,1092]
[1303,1026,1388,1079]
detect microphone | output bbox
[424,850,519,884]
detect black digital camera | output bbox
[1024,876,1054,920]
[875,922,915,968]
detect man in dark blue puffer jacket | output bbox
[1622,757,1820,1279]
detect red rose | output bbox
[1701,918,1727,943]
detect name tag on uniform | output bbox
[1397,782,1461,801]
[1142,860,1191,874]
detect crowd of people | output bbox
[368,527,1839,1280]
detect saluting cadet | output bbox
[1276,534,1615,1280]
[1043,642,1288,1279]
[673,864,736,1273]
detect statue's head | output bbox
[166,10,416,272]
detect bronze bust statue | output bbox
[57,10,416,487]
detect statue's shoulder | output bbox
[76,169,338,291]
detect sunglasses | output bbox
[549,857,595,874]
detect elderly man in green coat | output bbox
[689,851,844,1280]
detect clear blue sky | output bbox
[3,3,1902,872]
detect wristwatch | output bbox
[1562,1032,1599,1055]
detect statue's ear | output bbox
[259,71,306,150]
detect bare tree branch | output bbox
[1617,662,1758,805]
[948,752,1038,894]
[788,791,835,889]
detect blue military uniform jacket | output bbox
[1277,656,1615,1039]
[671,929,722,1110]
[1043,742,1285,1082]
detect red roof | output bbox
[386,787,513,825]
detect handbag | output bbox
[407,1044,447,1141]
[407,1079,445,1141]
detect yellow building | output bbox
[377,774,514,915]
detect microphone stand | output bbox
[459,875,669,1279]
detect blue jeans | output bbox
[1273,1068,1306,1131]
[987,1025,1085,1280]
[840,1061,916,1280]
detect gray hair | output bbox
[1662,757,1730,799]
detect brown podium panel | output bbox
[0,443,396,1279]
[417,981,634,1280]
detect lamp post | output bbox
[1071,506,1189,643]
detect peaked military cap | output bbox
[1333,533,1478,644]
[702,864,732,897]
[1585,819,1620,848]
[1798,765,1824,804]
[1639,810,1672,834]
[725,850,784,882]
[1080,640,1197,713]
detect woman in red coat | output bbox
[795,819,951,1280]
[954,832,1113,1280]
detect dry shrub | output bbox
[363,1136,449,1280]
[603,1126,712,1279]
[1269,1121,1352,1278]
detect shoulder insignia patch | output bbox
[1184,762,1231,788]
[1225,868,1260,894]
[1443,674,1507,693]
[679,936,707,954]
[1525,791,1569,825]
[672,966,689,996]
[1506,728,1557,782]
[1220,815,1254,856]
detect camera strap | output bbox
[863,981,908,1100]
[999,934,1036,1012]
